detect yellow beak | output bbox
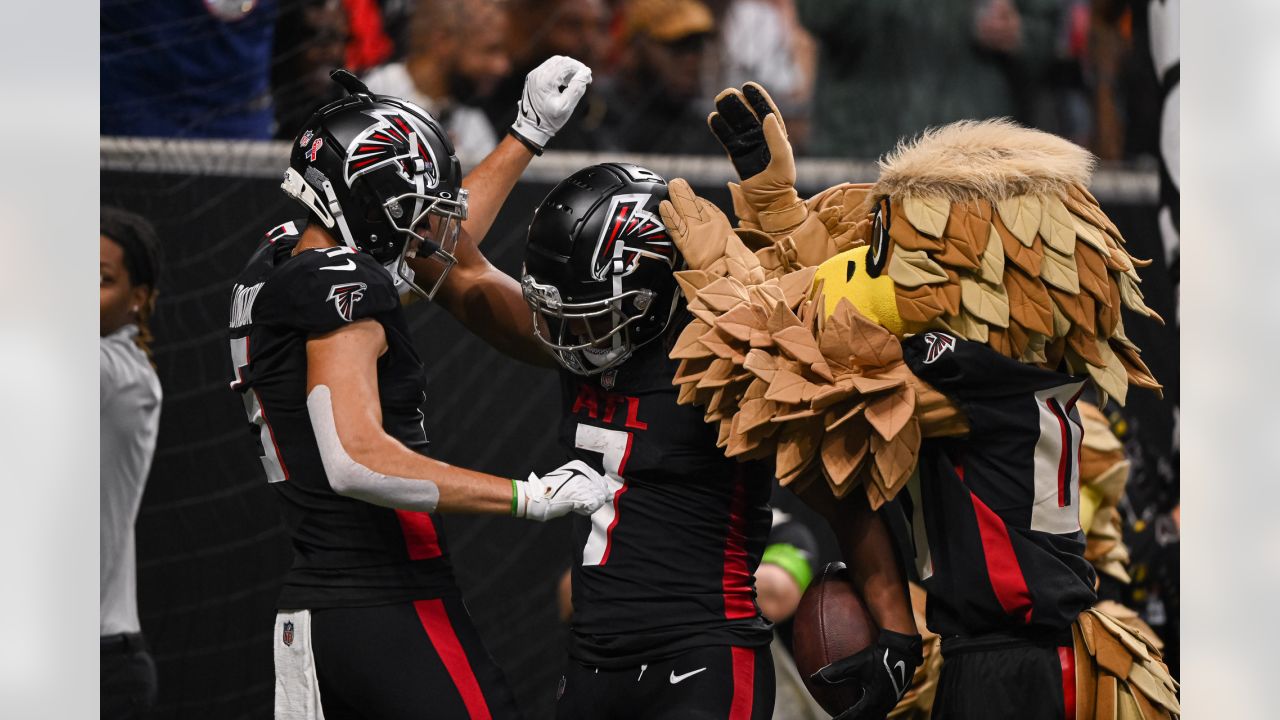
[811,246,907,337]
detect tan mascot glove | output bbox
[708,82,841,271]
[659,178,765,285]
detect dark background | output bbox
[102,170,1176,719]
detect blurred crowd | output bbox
[101,0,1164,165]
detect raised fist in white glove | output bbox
[510,55,592,152]
[514,459,609,521]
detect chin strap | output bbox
[281,167,359,252]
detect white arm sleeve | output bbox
[306,384,440,512]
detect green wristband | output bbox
[511,479,520,517]
[761,543,813,592]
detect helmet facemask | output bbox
[381,187,468,300]
[522,274,661,375]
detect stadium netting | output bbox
[102,138,1176,719]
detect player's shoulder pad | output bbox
[277,247,400,334]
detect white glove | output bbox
[514,460,610,521]
[510,55,593,151]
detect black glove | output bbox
[707,83,778,180]
[810,629,924,720]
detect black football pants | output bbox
[932,631,1076,719]
[556,644,774,720]
[308,598,521,720]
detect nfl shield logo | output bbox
[282,621,295,647]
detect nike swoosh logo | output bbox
[884,650,907,698]
[521,85,541,125]
[319,260,356,271]
[669,667,707,684]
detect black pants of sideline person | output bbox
[102,633,157,720]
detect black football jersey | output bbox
[899,332,1097,637]
[228,220,457,609]
[559,326,774,668]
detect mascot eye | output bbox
[866,198,891,279]
[846,259,857,282]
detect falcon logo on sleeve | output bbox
[590,193,675,281]
[922,332,957,365]
[327,282,367,322]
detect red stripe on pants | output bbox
[1058,645,1076,720]
[396,510,442,560]
[412,599,492,720]
[729,646,756,720]
[966,490,1034,623]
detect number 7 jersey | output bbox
[558,335,774,668]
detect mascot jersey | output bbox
[229,220,458,609]
[898,332,1097,637]
[558,325,774,668]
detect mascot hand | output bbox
[659,179,765,281]
[660,179,735,271]
[708,83,804,234]
[810,630,923,720]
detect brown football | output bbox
[791,561,880,715]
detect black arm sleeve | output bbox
[902,331,1077,404]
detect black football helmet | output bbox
[281,70,467,299]
[522,163,682,375]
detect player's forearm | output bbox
[418,457,516,515]
[341,431,514,515]
[839,495,917,636]
[306,383,512,514]
[460,135,534,246]
[440,266,557,367]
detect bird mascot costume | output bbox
[659,82,1179,719]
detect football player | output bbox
[229,65,608,720]
[521,163,776,719]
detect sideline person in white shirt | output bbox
[101,207,163,720]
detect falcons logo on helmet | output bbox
[327,282,367,322]
[343,108,440,191]
[590,193,675,281]
[922,332,957,364]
